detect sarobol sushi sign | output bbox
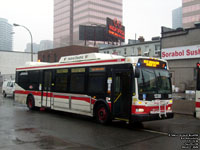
[162,45,200,60]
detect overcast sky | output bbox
[0,0,182,51]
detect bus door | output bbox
[41,70,52,108]
[111,70,132,120]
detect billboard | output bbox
[79,25,107,41]
[79,18,125,43]
[106,17,125,42]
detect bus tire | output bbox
[3,91,6,98]
[95,104,110,124]
[27,95,35,110]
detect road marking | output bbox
[140,129,169,136]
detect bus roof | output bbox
[59,53,123,63]
[16,53,167,71]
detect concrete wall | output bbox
[0,50,38,80]
[172,100,195,115]
[162,28,200,49]
[168,58,198,91]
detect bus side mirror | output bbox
[135,68,140,78]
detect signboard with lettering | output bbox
[162,45,200,60]
[138,58,167,69]
[106,17,125,42]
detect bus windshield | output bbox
[138,68,171,94]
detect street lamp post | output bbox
[13,23,33,61]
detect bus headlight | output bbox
[136,108,144,112]
[168,107,171,110]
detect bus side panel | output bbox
[15,93,27,105]
[71,98,91,113]
[15,84,27,105]
[52,96,70,110]
[34,95,42,107]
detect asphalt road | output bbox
[0,95,200,150]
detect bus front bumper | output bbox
[131,112,174,122]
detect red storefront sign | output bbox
[162,45,200,60]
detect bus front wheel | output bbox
[96,104,110,124]
[27,95,35,110]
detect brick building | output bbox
[38,45,98,63]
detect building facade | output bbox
[25,40,53,53]
[54,0,122,48]
[39,40,53,51]
[0,18,13,51]
[38,45,98,63]
[172,7,182,29]
[161,26,200,92]
[99,38,161,58]
[0,50,37,82]
[24,43,40,53]
[182,0,200,28]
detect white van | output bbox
[2,80,15,98]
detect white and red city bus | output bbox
[195,63,200,119]
[15,53,173,124]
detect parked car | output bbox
[2,80,15,98]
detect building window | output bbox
[155,45,160,55]
[183,0,194,3]
[138,47,141,56]
[43,55,46,62]
[54,54,57,62]
[132,47,135,56]
[124,48,127,55]
[48,54,50,62]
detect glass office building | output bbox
[182,0,200,28]
[0,18,13,51]
[172,7,182,29]
[54,0,123,48]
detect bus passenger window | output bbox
[70,74,85,93]
[70,68,86,93]
[54,69,68,92]
[88,73,105,94]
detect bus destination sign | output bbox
[138,59,167,69]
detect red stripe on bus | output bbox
[53,95,69,99]
[71,96,96,104]
[196,102,200,108]
[15,90,41,96]
[16,59,126,70]
[15,90,96,104]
